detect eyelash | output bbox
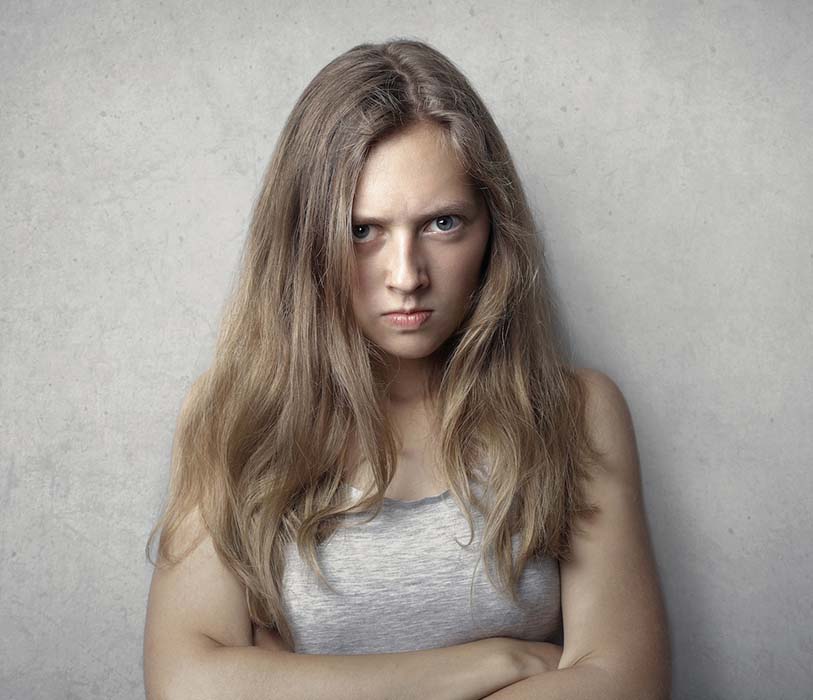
[351,214,463,243]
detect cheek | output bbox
[350,267,374,315]
[352,268,371,295]
[449,240,489,291]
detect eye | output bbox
[351,215,463,243]
[351,224,375,243]
[428,214,462,233]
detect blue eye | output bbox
[351,224,372,242]
[351,215,461,243]
[430,215,461,233]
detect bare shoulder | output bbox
[144,506,254,655]
[558,367,670,695]
[573,366,624,401]
[573,367,640,484]
[143,504,261,697]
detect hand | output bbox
[515,640,564,676]
[252,624,293,654]
[482,637,564,679]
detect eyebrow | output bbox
[351,198,479,225]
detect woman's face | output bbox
[350,120,491,364]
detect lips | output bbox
[384,308,432,315]
[383,310,432,328]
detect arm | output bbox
[479,368,671,699]
[143,507,523,700]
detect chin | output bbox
[383,348,436,361]
[375,339,444,361]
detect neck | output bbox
[378,356,433,405]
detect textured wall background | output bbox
[2,1,811,698]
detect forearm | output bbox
[478,660,670,700]
[161,639,519,700]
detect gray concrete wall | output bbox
[2,1,810,698]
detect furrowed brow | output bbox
[352,198,478,225]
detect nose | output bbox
[386,232,428,294]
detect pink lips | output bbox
[383,310,432,328]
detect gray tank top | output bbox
[280,478,563,654]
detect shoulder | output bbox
[558,369,670,691]
[573,367,639,482]
[573,367,631,427]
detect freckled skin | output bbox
[350,121,491,373]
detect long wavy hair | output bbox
[146,38,601,650]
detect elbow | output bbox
[562,630,671,700]
[150,672,217,700]
[144,679,170,700]
[147,677,199,700]
[144,657,208,700]
[145,671,182,700]
[143,661,170,700]
[569,654,672,700]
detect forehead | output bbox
[352,121,477,219]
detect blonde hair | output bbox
[146,38,601,650]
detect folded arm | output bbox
[479,369,671,699]
[143,508,528,700]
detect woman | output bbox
[143,39,670,699]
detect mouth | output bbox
[382,310,433,328]
[383,308,433,315]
